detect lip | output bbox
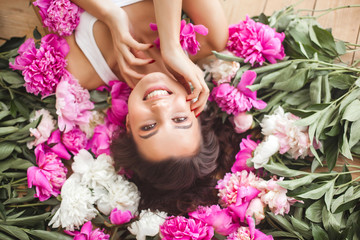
[143,85,172,101]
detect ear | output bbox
[126,115,131,133]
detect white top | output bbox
[75,0,143,85]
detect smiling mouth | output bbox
[143,86,172,100]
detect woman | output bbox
[65,0,232,214]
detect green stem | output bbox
[296,5,360,18]
[110,227,119,240]
[336,176,360,189]
[8,202,48,208]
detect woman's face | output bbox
[127,72,201,162]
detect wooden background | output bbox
[0,0,359,64]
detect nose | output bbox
[150,100,169,111]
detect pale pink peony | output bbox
[231,135,259,173]
[245,197,265,224]
[260,106,313,159]
[230,112,254,134]
[227,16,285,66]
[189,205,239,236]
[61,127,88,155]
[150,20,208,55]
[216,170,264,207]
[10,34,69,97]
[89,121,119,157]
[109,208,133,225]
[202,52,240,85]
[226,227,251,240]
[259,177,297,215]
[65,221,110,240]
[227,216,273,240]
[27,144,67,201]
[160,216,214,240]
[106,80,131,128]
[27,109,56,149]
[56,72,94,133]
[34,0,82,36]
[209,70,266,115]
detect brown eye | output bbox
[173,117,187,123]
[141,123,156,131]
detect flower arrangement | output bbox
[0,3,359,240]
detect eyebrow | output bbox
[139,122,193,139]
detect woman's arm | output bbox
[70,0,153,88]
[152,0,210,116]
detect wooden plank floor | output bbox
[0,0,359,62]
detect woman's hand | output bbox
[103,8,153,88]
[162,47,209,116]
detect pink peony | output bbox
[89,121,119,157]
[34,0,82,36]
[10,34,69,97]
[231,135,258,173]
[189,205,239,236]
[216,170,264,207]
[227,16,285,66]
[109,208,133,225]
[106,80,131,128]
[56,72,94,133]
[160,216,214,240]
[226,217,273,240]
[27,109,56,149]
[226,227,251,240]
[150,20,208,55]
[65,221,110,240]
[61,127,88,155]
[209,70,266,115]
[27,144,67,201]
[230,112,253,134]
[260,107,314,159]
[259,177,298,215]
[245,197,265,224]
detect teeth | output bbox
[146,90,169,100]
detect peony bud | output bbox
[231,112,253,133]
[109,208,133,225]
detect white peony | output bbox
[48,174,98,231]
[27,109,56,149]
[128,209,167,240]
[95,175,140,215]
[251,135,280,169]
[72,150,117,188]
[79,110,105,138]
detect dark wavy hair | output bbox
[111,110,244,215]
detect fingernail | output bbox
[196,113,200,118]
[149,59,155,64]
[186,99,192,102]
[149,45,154,48]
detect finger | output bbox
[124,35,153,51]
[118,55,145,80]
[119,44,153,66]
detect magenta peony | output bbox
[106,80,131,128]
[34,0,82,36]
[27,144,67,201]
[65,221,110,240]
[189,205,239,236]
[231,135,259,173]
[210,70,266,115]
[109,208,133,225]
[61,127,88,155]
[89,121,119,157]
[150,20,208,55]
[160,216,214,240]
[227,16,285,66]
[56,72,94,133]
[10,34,69,97]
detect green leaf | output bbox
[0,231,16,240]
[263,162,307,177]
[283,89,310,105]
[295,111,321,127]
[324,136,339,171]
[0,224,29,240]
[331,186,360,213]
[0,213,50,227]
[340,121,352,160]
[32,27,42,40]
[290,216,310,234]
[311,25,337,56]
[324,181,335,211]
[252,60,292,74]
[329,74,355,90]
[305,200,323,222]
[322,74,331,103]
[278,174,320,191]
[0,127,18,136]
[335,41,346,55]
[296,180,333,199]
[266,231,299,238]
[25,230,71,240]
[342,99,360,122]
[90,90,109,103]
[273,68,308,91]
[0,72,24,85]
[288,20,312,46]
[212,51,244,63]
[0,142,16,160]
[0,37,25,53]
[312,224,329,240]
[339,88,360,114]
[310,76,322,104]
[349,120,360,149]
[267,212,303,239]
[3,189,35,205]
[13,98,29,119]
[0,110,11,121]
